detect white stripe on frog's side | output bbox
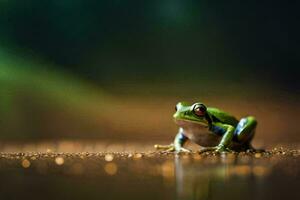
[175,119,221,147]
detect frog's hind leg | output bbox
[234,116,257,151]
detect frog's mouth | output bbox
[174,118,208,128]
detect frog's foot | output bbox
[198,146,233,154]
[154,144,175,152]
[154,144,191,153]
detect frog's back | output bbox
[207,107,239,126]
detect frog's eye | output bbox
[193,104,206,117]
[175,105,178,111]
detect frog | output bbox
[155,102,258,153]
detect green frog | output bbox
[155,102,258,153]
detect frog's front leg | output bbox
[199,124,235,153]
[154,128,191,153]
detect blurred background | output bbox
[0,0,299,145]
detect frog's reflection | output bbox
[174,154,271,200]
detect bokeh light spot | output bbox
[21,159,31,168]
[105,154,114,162]
[55,157,64,165]
[104,163,118,175]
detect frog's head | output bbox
[173,102,209,127]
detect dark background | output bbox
[0,1,299,143]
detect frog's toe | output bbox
[154,144,173,150]
[199,146,233,154]
[154,144,176,152]
[198,147,217,153]
[215,147,233,153]
[177,147,192,153]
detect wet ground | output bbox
[0,142,299,200]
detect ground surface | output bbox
[0,141,299,200]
